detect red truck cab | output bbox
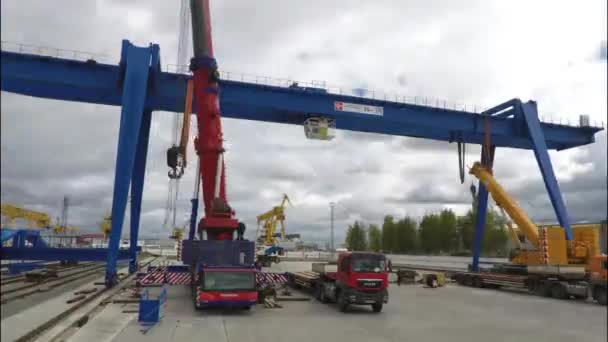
[319,252,389,312]
[194,266,258,310]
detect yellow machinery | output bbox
[469,162,599,268]
[1,203,52,229]
[100,214,111,238]
[256,194,292,246]
[169,227,184,240]
[52,223,79,234]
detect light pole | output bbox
[329,202,335,256]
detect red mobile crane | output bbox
[184,0,257,309]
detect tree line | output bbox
[344,208,509,257]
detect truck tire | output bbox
[533,281,551,297]
[551,283,568,300]
[337,291,349,312]
[314,284,322,300]
[372,302,383,313]
[319,286,328,303]
[472,276,483,288]
[595,287,607,305]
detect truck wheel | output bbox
[472,276,482,288]
[315,284,323,301]
[243,306,251,310]
[534,282,550,297]
[551,283,568,300]
[595,287,607,305]
[319,287,328,303]
[337,292,349,312]
[372,302,383,313]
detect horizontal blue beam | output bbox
[1,50,601,150]
[0,247,136,262]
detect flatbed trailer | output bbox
[452,267,594,301]
[287,270,387,312]
[287,254,390,313]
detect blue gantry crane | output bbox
[0,13,602,285]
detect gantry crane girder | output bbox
[1,203,52,229]
[0,41,603,282]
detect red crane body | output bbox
[190,0,238,241]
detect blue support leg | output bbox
[105,41,153,287]
[471,185,489,272]
[129,109,152,274]
[520,101,573,240]
[471,145,496,272]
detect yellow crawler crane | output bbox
[453,162,605,302]
[256,194,292,246]
[0,203,52,229]
[469,162,598,268]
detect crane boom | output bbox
[190,0,238,239]
[469,162,540,248]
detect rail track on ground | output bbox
[0,262,97,286]
[4,256,161,342]
[0,262,107,304]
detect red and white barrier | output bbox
[137,267,287,287]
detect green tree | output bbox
[456,208,509,257]
[482,210,509,256]
[418,213,442,253]
[394,216,417,253]
[367,224,382,252]
[457,211,475,251]
[345,221,368,251]
[438,209,458,253]
[381,215,396,253]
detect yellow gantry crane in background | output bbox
[52,223,80,234]
[256,194,292,246]
[1,203,52,229]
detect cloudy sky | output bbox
[1,0,606,245]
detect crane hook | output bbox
[167,145,185,179]
[458,141,466,184]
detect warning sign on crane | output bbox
[334,101,383,116]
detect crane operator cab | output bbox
[304,117,335,141]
